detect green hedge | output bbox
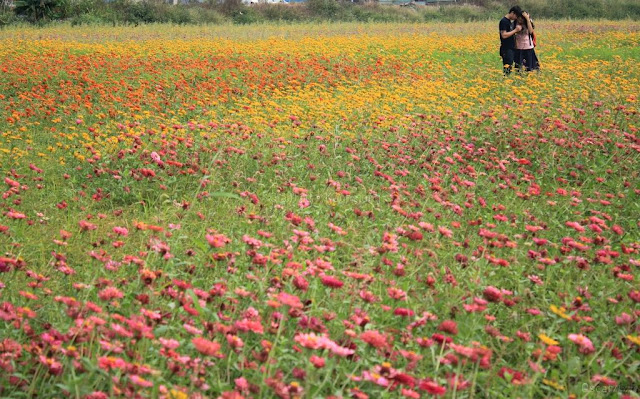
[4,0,640,27]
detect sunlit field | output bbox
[0,21,639,399]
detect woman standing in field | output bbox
[515,11,540,72]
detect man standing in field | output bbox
[499,6,522,75]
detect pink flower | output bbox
[226,334,244,350]
[298,197,310,209]
[112,226,128,236]
[293,275,309,291]
[295,333,323,350]
[447,373,470,391]
[320,275,344,288]
[192,337,223,357]
[98,356,127,371]
[527,274,544,285]
[528,360,546,373]
[183,323,203,335]
[615,312,633,325]
[591,374,617,386]
[532,237,548,246]
[129,375,153,388]
[328,343,355,357]
[159,338,180,349]
[4,177,19,188]
[401,388,420,398]
[78,220,97,231]
[363,370,390,387]
[568,334,595,354]
[449,343,475,358]
[565,221,585,232]
[38,355,63,375]
[360,330,388,349]
[309,355,325,368]
[276,292,303,309]
[234,319,264,334]
[294,333,354,357]
[438,226,453,238]
[235,377,249,391]
[206,233,231,248]
[6,210,26,219]
[97,287,123,301]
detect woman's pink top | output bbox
[515,25,534,50]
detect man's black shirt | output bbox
[499,17,515,50]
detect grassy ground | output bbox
[0,21,639,399]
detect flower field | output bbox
[0,21,639,398]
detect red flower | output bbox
[498,367,528,385]
[320,275,344,288]
[407,231,423,241]
[483,286,502,302]
[419,379,446,396]
[350,388,369,399]
[431,334,453,344]
[394,308,415,317]
[438,320,458,335]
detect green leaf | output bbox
[55,383,70,391]
[154,325,169,335]
[567,356,582,376]
[186,289,206,316]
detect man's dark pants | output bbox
[501,47,515,75]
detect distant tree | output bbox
[221,0,242,14]
[14,0,60,21]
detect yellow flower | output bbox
[542,379,565,391]
[538,334,560,346]
[627,335,640,346]
[168,390,188,399]
[549,305,572,321]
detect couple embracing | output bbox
[499,6,539,75]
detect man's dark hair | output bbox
[509,6,523,16]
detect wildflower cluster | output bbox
[0,21,638,399]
